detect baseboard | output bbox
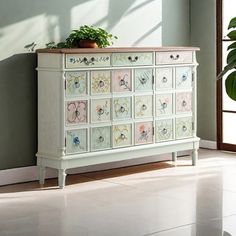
[199,139,217,149]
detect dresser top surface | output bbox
[37,46,200,54]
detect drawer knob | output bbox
[170,54,180,60]
[98,108,104,115]
[162,77,168,83]
[162,102,167,109]
[182,101,187,107]
[162,128,168,134]
[73,137,80,146]
[140,77,147,84]
[120,106,126,113]
[120,79,126,86]
[83,57,95,65]
[98,136,104,142]
[128,56,139,62]
[182,74,187,81]
[142,104,147,110]
[120,133,126,140]
[98,80,105,87]
[74,80,80,88]
[182,125,187,132]
[75,110,80,117]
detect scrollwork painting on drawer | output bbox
[91,126,111,151]
[156,51,193,64]
[156,93,173,116]
[135,95,153,118]
[176,67,192,89]
[135,69,153,91]
[135,122,153,145]
[66,100,87,125]
[113,124,132,148]
[113,97,132,120]
[91,71,111,94]
[65,71,87,97]
[91,98,111,123]
[176,92,192,114]
[176,117,193,139]
[66,128,88,154]
[156,119,173,142]
[112,70,132,92]
[65,53,111,68]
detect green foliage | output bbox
[218,17,236,101]
[46,25,117,49]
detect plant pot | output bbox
[79,40,98,48]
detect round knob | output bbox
[120,106,125,113]
[182,101,187,107]
[140,77,147,84]
[98,80,105,87]
[98,136,104,142]
[162,128,167,134]
[162,102,167,109]
[134,56,139,61]
[120,133,126,140]
[98,108,104,115]
[120,79,125,86]
[128,56,132,61]
[162,77,168,83]
[73,137,80,146]
[75,110,80,117]
[182,74,187,81]
[142,104,147,110]
[74,81,80,88]
[182,125,187,132]
[83,57,88,62]
[91,57,95,62]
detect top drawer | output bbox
[65,53,111,68]
[112,52,153,66]
[156,51,193,65]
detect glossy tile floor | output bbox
[1,149,236,236]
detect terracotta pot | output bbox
[79,40,98,48]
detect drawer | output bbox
[156,119,173,142]
[176,67,192,89]
[135,69,153,91]
[65,53,111,68]
[91,126,111,151]
[156,51,193,65]
[66,128,88,154]
[176,117,193,139]
[112,52,153,66]
[65,72,87,97]
[91,98,111,123]
[91,71,111,95]
[135,95,153,118]
[156,68,173,90]
[66,100,87,125]
[112,69,132,92]
[176,92,192,114]
[135,121,153,145]
[113,124,132,148]
[113,97,132,120]
[156,93,173,116]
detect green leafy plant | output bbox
[46,25,117,49]
[218,17,236,101]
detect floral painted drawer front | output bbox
[113,124,132,148]
[176,117,193,139]
[66,100,87,125]
[156,68,173,90]
[135,95,153,118]
[176,67,192,89]
[66,129,87,154]
[113,97,132,120]
[156,119,173,142]
[65,72,87,97]
[91,98,111,123]
[135,69,153,91]
[91,126,111,151]
[112,70,132,92]
[135,122,153,145]
[91,71,111,94]
[112,52,153,66]
[65,53,111,68]
[156,93,173,116]
[176,92,192,114]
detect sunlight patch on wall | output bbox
[0,14,59,60]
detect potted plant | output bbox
[218,17,236,100]
[46,25,117,49]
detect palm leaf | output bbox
[225,71,236,101]
[228,17,236,29]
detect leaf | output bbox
[227,42,236,50]
[227,49,236,63]
[217,60,236,79]
[227,30,236,40]
[225,71,236,101]
[228,17,236,29]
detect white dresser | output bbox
[36,47,200,188]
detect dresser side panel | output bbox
[38,53,63,69]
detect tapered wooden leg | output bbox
[39,166,46,185]
[172,152,177,163]
[192,149,198,166]
[58,169,67,189]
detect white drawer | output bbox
[156,93,173,116]
[113,97,132,120]
[156,68,173,90]
[156,51,193,65]
[176,67,192,89]
[176,92,192,114]
[135,121,153,145]
[156,119,173,142]
[65,53,111,68]
[112,52,153,66]
[91,98,111,123]
[113,124,132,148]
[91,126,111,151]
[91,70,111,95]
[176,117,193,139]
[135,95,153,118]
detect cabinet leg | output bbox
[172,152,177,163]
[58,169,67,189]
[39,166,46,185]
[192,149,198,166]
